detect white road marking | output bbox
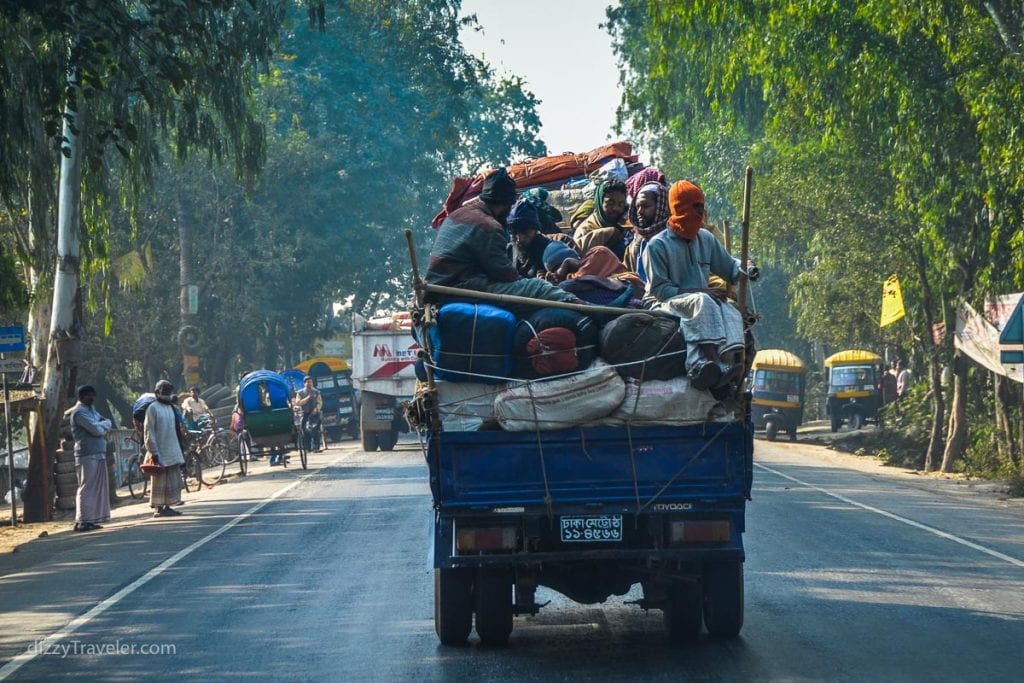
[0,456,345,680]
[755,462,1024,569]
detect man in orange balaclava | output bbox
[640,180,753,395]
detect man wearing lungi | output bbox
[144,380,186,517]
[70,385,113,532]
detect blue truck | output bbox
[427,419,753,645]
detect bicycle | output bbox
[223,427,247,476]
[125,450,149,500]
[182,416,230,491]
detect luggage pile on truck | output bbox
[405,144,758,648]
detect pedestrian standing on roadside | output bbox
[895,359,910,400]
[144,380,186,517]
[69,385,113,532]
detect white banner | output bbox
[954,297,1023,382]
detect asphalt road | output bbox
[0,437,1022,681]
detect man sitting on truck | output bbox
[508,199,552,278]
[641,180,748,393]
[425,168,579,316]
[573,178,631,259]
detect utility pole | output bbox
[178,203,201,388]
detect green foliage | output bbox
[77,0,548,394]
[0,240,28,316]
[609,0,1024,475]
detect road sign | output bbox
[0,327,25,353]
[0,359,25,375]
[999,297,1024,363]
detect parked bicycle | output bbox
[124,448,149,501]
[182,414,232,491]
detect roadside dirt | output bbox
[765,420,1024,509]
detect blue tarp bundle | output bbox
[279,369,306,395]
[239,370,290,412]
[428,303,517,383]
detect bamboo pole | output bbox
[419,282,677,320]
[737,167,753,421]
[737,167,753,324]
[404,230,438,398]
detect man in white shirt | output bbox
[181,385,211,428]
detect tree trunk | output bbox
[999,374,1024,471]
[924,358,946,472]
[914,244,946,472]
[26,186,52,371]
[940,353,969,473]
[994,372,1019,467]
[41,93,83,460]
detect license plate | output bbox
[560,515,623,543]
[374,408,393,421]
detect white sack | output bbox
[495,361,625,431]
[436,381,504,432]
[602,377,718,426]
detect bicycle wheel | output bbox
[127,458,147,499]
[199,437,227,487]
[297,428,308,470]
[220,430,241,463]
[183,459,198,493]
[237,433,249,476]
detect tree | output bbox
[608,0,1024,474]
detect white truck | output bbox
[350,312,419,451]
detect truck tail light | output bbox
[456,526,518,552]
[668,520,731,545]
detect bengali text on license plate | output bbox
[560,515,623,543]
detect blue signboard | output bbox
[999,299,1024,363]
[0,326,26,353]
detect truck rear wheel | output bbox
[703,561,744,637]
[765,420,779,442]
[378,429,398,452]
[474,569,514,646]
[830,414,841,432]
[361,430,379,452]
[849,411,864,430]
[435,568,473,646]
[664,578,702,642]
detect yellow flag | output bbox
[880,274,905,327]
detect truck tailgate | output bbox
[430,422,751,510]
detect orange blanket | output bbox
[432,141,636,227]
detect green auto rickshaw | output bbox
[824,350,884,432]
[750,349,806,441]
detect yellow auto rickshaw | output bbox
[824,350,884,432]
[750,349,806,441]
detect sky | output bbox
[459,0,623,157]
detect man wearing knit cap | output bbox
[69,385,113,532]
[425,168,579,316]
[508,198,553,278]
[642,180,750,393]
